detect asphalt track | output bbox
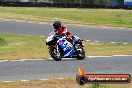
[0,56,132,81]
[0,20,132,81]
[0,20,132,43]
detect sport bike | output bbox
[46,31,85,61]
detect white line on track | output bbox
[123,43,128,44]
[40,79,49,81]
[1,78,67,83]
[0,60,9,62]
[0,58,54,62]
[95,41,99,43]
[20,59,45,61]
[3,19,11,21]
[21,80,29,82]
[110,42,116,44]
[87,56,111,58]
[15,20,26,22]
[85,40,90,42]
[27,21,34,23]
[8,60,25,62]
[57,78,65,80]
[47,58,53,60]
[3,81,13,83]
[113,55,132,57]
[84,40,129,45]
[87,55,132,58]
[0,55,132,63]
[38,22,48,24]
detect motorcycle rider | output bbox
[53,20,74,44]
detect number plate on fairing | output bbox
[58,38,73,52]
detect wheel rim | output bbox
[53,48,60,58]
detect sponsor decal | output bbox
[76,67,131,85]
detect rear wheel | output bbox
[49,44,62,61]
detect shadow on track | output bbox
[45,58,87,62]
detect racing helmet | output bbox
[53,20,61,29]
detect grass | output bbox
[0,37,8,46]
[0,78,131,88]
[0,33,49,60]
[0,33,132,60]
[0,7,132,28]
[84,41,132,56]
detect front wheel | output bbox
[76,47,85,60]
[49,44,62,61]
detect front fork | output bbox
[74,44,84,53]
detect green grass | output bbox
[0,33,132,60]
[0,7,132,27]
[84,41,132,56]
[0,33,49,60]
[0,37,8,46]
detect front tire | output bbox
[49,45,62,61]
[76,47,85,60]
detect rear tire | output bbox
[49,45,62,61]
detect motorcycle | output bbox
[46,31,85,61]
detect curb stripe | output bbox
[1,78,66,83]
